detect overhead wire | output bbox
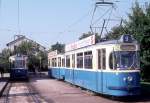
[105,6,114,28]
[58,3,95,35]
[90,6,113,26]
[0,0,1,14]
[17,0,21,35]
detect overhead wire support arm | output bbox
[96,2,113,5]
[100,19,106,37]
[90,0,117,39]
[96,0,114,6]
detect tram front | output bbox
[9,54,28,80]
[107,34,140,96]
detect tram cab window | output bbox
[84,51,93,69]
[72,54,75,68]
[77,53,83,68]
[109,53,117,70]
[58,57,61,67]
[15,60,24,68]
[66,55,70,68]
[110,51,140,70]
[98,49,106,70]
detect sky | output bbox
[0,0,149,51]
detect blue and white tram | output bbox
[48,34,140,96]
[9,54,28,80]
[48,51,65,80]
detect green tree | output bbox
[79,32,93,40]
[36,51,48,71]
[50,42,65,53]
[79,31,101,43]
[0,48,12,72]
[105,25,128,40]
[14,42,39,55]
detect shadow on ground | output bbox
[29,72,50,81]
[96,83,150,103]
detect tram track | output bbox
[1,81,47,103]
[3,82,12,103]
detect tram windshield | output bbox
[112,51,140,70]
[14,60,25,68]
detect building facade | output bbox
[6,35,46,52]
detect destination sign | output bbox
[120,45,136,51]
[65,35,95,52]
[48,50,58,58]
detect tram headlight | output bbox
[127,76,133,82]
[123,77,126,81]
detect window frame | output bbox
[66,55,70,68]
[84,51,93,69]
[77,52,83,68]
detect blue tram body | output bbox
[9,54,28,80]
[50,67,65,80]
[10,68,28,79]
[48,34,141,97]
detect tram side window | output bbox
[52,58,57,67]
[52,58,54,67]
[98,50,101,69]
[102,49,106,69]
[62,58,65,67]
[54,58,57,67]
[72,54,75,68]
[77,53,83,68]
[48,59,51,67]
[66,55,70,68]
[84,51,93,69]
[98,49,106,70]
[58,57,61,67]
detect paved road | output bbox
[29,73,150,103]
[0,81,48,103]
[1,72,150,103]
[31,78,117,103]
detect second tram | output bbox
[9,54,28,80]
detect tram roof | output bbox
[96,39,138,45]
[9,54,28,59]
[65,39,138,53]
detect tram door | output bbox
[97,49,106,93]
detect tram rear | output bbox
[9,54,28,80]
